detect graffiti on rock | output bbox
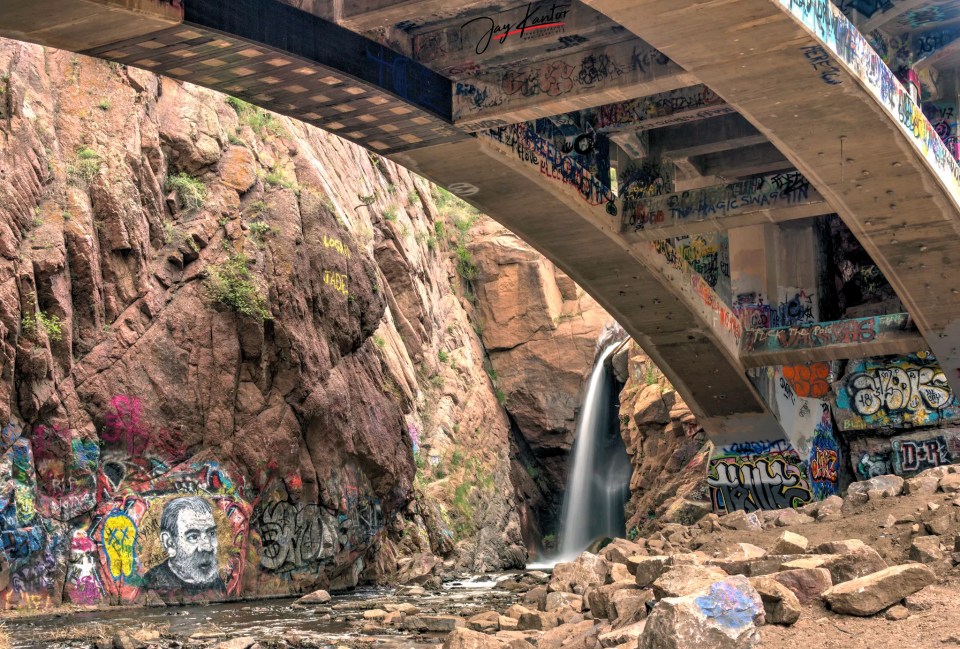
[707,440,813,514]
[834,353,960,431]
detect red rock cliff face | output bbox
[0,40,524,609]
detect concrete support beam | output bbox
[453,37,698,131]
[0,0,181,51]
[647,113,768,160]
[740,313,924,368]
[619,171,830,239]
[691,143,793,180]
[594,84,735,133]
[410,2,628,77]
[339,0,499,32]
[586,0,960,395]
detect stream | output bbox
[3,575,523,648]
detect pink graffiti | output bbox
[102,396,149,455]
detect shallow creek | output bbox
[5,575,520,648]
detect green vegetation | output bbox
[226,96,286,137]
[248,220,276,242]
[644,362,658,386]
[22,310,64,343]
[408,190,421,206]
[450,450,464,468]
[525,462,539,480]
[358,193,376,206]
[383,205,398,222]
[434,220,446,240]
[227,132,246,146]
[165,172,207,210]
[205,253,273,320]
[263,168,297,190]
[438,349,449,363]
[455,243,478,280]
[495,387,507,405]
[68,147,101,184]
[373,334,386,349]
[542,533,557,547]
[452,482,472,518]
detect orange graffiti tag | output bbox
[782,362,830,399]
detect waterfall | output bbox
[555,342,632,560]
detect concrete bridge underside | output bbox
[2,0,958,447]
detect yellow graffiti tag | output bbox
[103,513,137,579]
[322,234,351,258]
[323,270,349,296]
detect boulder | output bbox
[599,620,648,647]
[822,564,936,616]
[723,543,766,561]
[443,628,506,649]
[652,565,728,598]
[610,588,654,627]
[775,509,815,526]
[599,538,644,565]
[771,568,832,604]
[295,589,331,605]
[467,611,501,632]
[516,611,559,630]
[638,575,764,649]
[718,510,762,531]
[941,474,960,494]
[905,474,941,496]
[544,591,583,612]
[814,539,866,555]
[772,531,808,555]
[819,546,888,583]
[587,581,637,618]
[522,586,547,611]
[609,562,631,583]
[407,616,465,632]
[748,576,801,625]
[549,553,610,594]
[847,475,904,504]
[815,495,844,520]
[632,555,670,587]
[219,146,257,192]
[536,620,595,649]
[503,604,533,620]
[910,536,945,563]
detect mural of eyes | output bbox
[102,512,137,579]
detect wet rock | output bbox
[631,555,669,587]
[772,531,808,555]
[215,639,258,649]
[771,568,833,604]
[443,628,506,649]
[549,553,610,594]
[910,536,945,563]
[406,615,465,632]
[296,589,332,605]
[823,564,936,616]
[748,576,801,625]
[652,565,728,598]
[639,575,764,648]
[467,611,501,632]
[504,604,533,619]
[112,633,145,649]
[719,510,762,531]
[521,586,547,611]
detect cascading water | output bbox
[555,342,633,560]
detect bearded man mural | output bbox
[143,496,226,596]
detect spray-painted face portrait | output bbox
[142,497,225,594]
